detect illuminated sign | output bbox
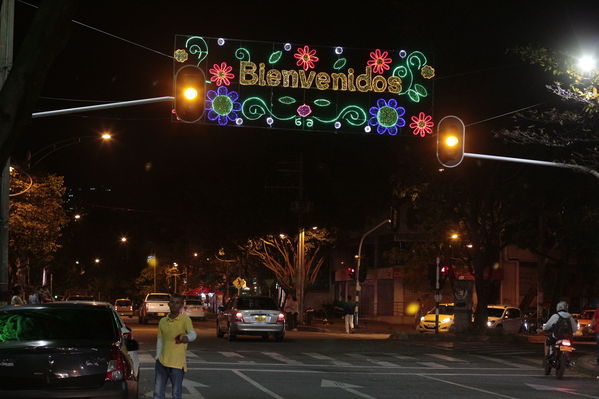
[173,36,435,137]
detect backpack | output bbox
[552,315,573,338]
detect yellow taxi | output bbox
[574,309,595,337]
[417,303,455,333]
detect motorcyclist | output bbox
[542,301,578,358]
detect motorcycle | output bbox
[544,337,575,379]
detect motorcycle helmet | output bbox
[556,301,568,312]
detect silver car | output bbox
[216,296,285,341]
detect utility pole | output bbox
[434,256,441,334]
[0,0,14,304]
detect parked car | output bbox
[574,309,595,337]
[184,298,206,321]
[486,305,524,333]
[139,293,170,324]
[0,302,139,398]
[417,303,455,333]
[115,298,134,318]
[216,295,285,341]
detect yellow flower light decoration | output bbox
[174,49,189,63]
[421,65,435,79]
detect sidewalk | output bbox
[298,317,414,334]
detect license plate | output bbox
[158,313,166,316]
[559,346,573,352]
[255,316,267,322]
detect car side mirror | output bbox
[126,339,139,352]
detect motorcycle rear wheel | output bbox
[556,352,566,379]
[543,356,552,375]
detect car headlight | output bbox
[577,323,580,329]
[441,317,451,323]
[420,316,425,321]
[486,321,493,327]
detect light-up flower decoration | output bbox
[174,49,188,63]
[368,98,405,136]
[297,104,312,118]
[421,65,435,79]
[367,49,392,74]
[294,46,319,71]
[206,86,241,126]
[410,112,434,137]
[209,62,235,86]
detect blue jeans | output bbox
[153,359,184,399]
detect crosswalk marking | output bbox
[262,352,303,365]
[390,354,416,360]
[417,362,450,369]
[220,351,245,358]
[346,353,400,367]
[473,355,531,369]
[304,352,351,366]
[426,353,465,362]
[138,353,155,363]
[187,351,202,359]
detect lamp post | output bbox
[354,218,391,328]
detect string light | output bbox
[335,46,343,55]
[217,38,226,46]
[283,43,292,51]
[266,117,274,126]
[236,118,244,125]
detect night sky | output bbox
[10,1,599,272]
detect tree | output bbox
[9,172,69,287]
[244,229,333,316]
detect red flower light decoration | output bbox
[297,104,312,118]
[294,46,319,71]
[367,49,392,74]
[209,62,235,86]
[410,112,434,137]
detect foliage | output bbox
[9,173,69,285]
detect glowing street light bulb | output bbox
[183,87,198,100]
[445,136,459,147]
[94,258,100,264]
[312,226,318,230]
[74,214,81,220]
[578,55,597,73]
[450,233,459,240]
[120,236,127,243]
[193,252,198,257]
[279,234,286,239]
[101,133,112,140]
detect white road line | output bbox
[187,351,201,359]
[426,353,465,362]
[262,352,303,365]
[220,351,245,358]
[232,370,285,399]
[474,355,532,369]
[138,353,155,364]
[388,354,415,360]
[419,374,520,399]
[417,362,450,369]
[346,353,400,367]
[514,356,541,365]
[304,352,352,366]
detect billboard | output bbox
[173,36,435,137]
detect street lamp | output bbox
[94,258,100,264]
[120,236,127,243]
[101,132,112,141]
[577,55,597,74]
[74,214,81,221]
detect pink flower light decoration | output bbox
[297,104,312,118]
[410,112,434,137]
[367,49,392,74]
[294,46,319,71]
[209,62,235,86]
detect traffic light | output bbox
[347,267,355,279]
[436,115,465,168]
[174,65,206,123]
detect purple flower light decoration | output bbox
[297,104,312,118]
[368,98,406,136]
[206,86,241,126]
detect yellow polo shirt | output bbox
[157,314,194,371]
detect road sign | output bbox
[233,277,246,289]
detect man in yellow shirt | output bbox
[153,293,197,399]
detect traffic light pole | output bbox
[434,256,440,335]
[354,218,390,328]
[463,153,599,179]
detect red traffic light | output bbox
[436,115,465,168]
[174,65,206,123]
[440,266,449,274]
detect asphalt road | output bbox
[124,318,598,399]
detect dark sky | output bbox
[12,0,599,256]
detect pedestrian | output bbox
[343,295,355,334]
[591,304,599,365]
[29,286,42,304]
[284,295,299,330]
[11,285,25,305]
[153,293,197,399]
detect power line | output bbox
[465,103,543,127]
[17,0,173,60]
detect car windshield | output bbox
[488,308,505,318]
[581,311,595,319]
[147,294,170,301]
[237,297,278,310]
[0,307,117,343]
[116,300,131,306]
[430,305,454,315]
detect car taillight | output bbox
[277,313,285,323]
[561,339,572,346]
[105,345,127,381]
[234,312,244,322]
[145,304,149,312]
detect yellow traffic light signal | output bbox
[174,65,206,123]
[436,115,465,168]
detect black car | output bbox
[0,302,139,398]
